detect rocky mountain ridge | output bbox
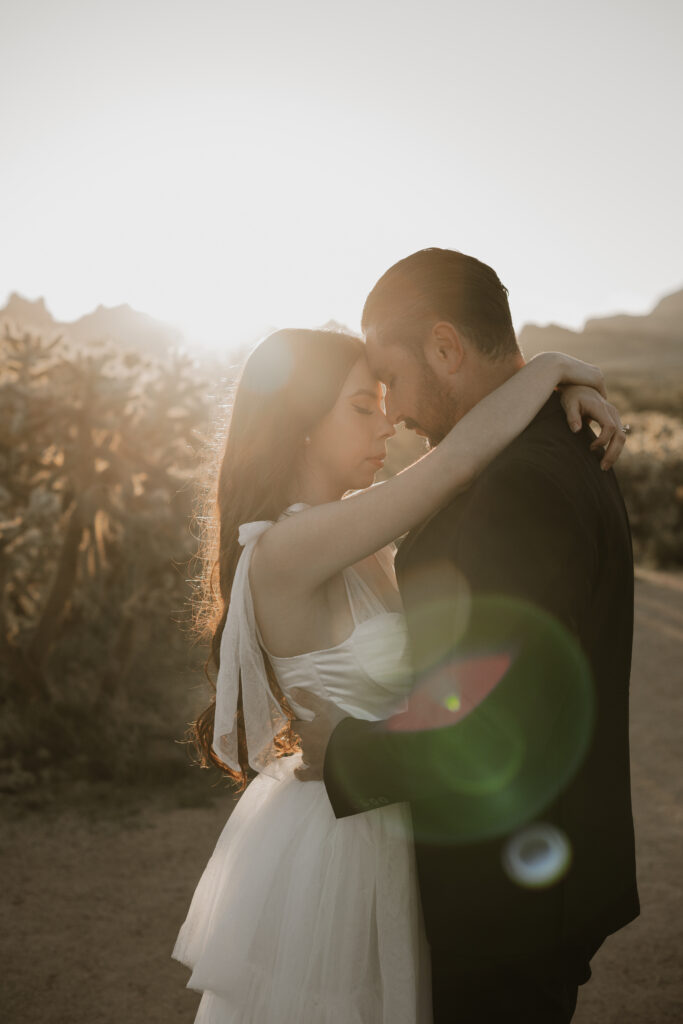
[518,288,682,382]
[0,292,183,357]
[2,287,681,381]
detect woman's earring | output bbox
[304,435,311,446]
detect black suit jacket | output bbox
[323,392,639,961]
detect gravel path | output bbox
[1,568,681,1023]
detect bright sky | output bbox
[1,0,681,353]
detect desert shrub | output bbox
[0,328,229,791]
[608,377,683,420]
[613,412,683,567]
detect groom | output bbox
[291,248,639,1022]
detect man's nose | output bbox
[384,393,402,426]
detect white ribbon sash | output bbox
[212,519,291,779]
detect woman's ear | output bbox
[423,321,465,377]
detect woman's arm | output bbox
[254,353,624,593]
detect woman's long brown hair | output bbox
[189,328,366,790]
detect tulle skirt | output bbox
[172,752,432,1023]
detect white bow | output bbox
[212,518,291,779]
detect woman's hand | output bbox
[532,353,626,470]
[559,384,627,470]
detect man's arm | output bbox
[323,456,598,830]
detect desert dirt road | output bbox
[1,568,681,1023]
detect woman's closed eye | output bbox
[352,404,375,416]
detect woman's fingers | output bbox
[597,425,627,471]
[560,389,584,433]
[560,386,628,469]
[587,401,627,470]
[588,400,620,446]
[589,419,617,450]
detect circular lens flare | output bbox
[502,823,572,888]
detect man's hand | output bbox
[289,688,348,781]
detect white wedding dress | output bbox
[172,505,432,1024]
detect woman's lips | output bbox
[368,455,385,468]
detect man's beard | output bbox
[413,362,459,447]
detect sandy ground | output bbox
[1,568,682,1023]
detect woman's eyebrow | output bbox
[349,389,379,399]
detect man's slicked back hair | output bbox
[361,248,519,361]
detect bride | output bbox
[172,327,624,1023]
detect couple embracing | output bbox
[173,248,639,1023]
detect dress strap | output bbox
[341,569,361,627]
[374,542,398,585]
[342,561,395,623]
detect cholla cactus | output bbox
[0,326,224,783]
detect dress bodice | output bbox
[261,560,413,723]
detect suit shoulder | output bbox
[475,413,600,495]
[470,448,560,501]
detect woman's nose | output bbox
[378,412,396,440]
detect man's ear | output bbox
[423,321,465,377]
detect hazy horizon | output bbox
[2,275,682,358]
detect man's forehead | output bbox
[362,327,381,367]
[365,331,407,374]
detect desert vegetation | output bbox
[0,327,225,795]
[0,324,681,795]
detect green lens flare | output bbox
[378,592,595,846]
